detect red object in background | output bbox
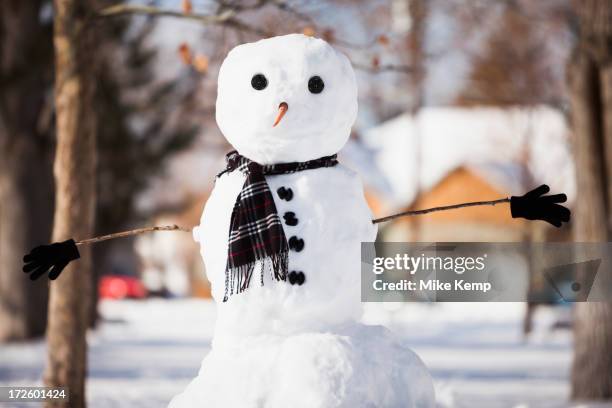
[99,275,147,299]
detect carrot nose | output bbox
[273,102,288,127]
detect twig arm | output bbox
[371,197,511,224]
[71,197,511,245]
[25,190,568,282]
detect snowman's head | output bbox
[216,34,357,164]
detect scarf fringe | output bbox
[223,251,288,302]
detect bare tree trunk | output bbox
[44,1,97,406]
[406,0,426,241]
[0,139,53,341]
[0,0,54,341]
[601,64,612,230]
[569,0,612,400]
[407,0,426,114]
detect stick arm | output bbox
[23,184,570,281]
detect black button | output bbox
[288,236,304,252]
[288,271,305,285]
[277,187,293,201]
[283,212,298,226]
[296,271,305,285]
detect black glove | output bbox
[510,184,571,228]
[23,239,80,281]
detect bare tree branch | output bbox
[97,4,235,23]
[96,3,272,36]
[271,0,314,24]
[96,2,416,69]
[352,62,414,74]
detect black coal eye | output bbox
[251,74,268,90]
[308,76,324,94]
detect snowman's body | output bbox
[169,34,434,408]
[196,164,374,337]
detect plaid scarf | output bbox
[219,151,339,302]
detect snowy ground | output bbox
[0,299,598,408]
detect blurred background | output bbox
[1,0,611,406]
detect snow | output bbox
[169,322,433,408]
[0,299,577,407]
[195,165,376,335]
[190,160,424,405]
[215,34,357,164]
[365,302,574,407]
[180,34,437,407]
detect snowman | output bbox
[168,34,435,408]
[21,31,572,408]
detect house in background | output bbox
[342,105,575,243]
[384,166,524,242]
[347,106,575,331]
